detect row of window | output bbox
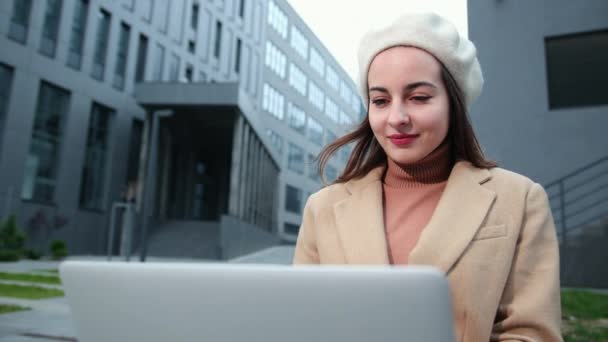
[14,78,118,211]
[122,0,256,48]
[283,158,337,219]
[267,0,287,39]
[262,83,285,120]
[288,63,307,96]
[265,41,286,78]
[266,1,361,113]
[8,1,251,91]
[287,143,338,181]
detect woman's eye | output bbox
[371,98,388,106]
[411,96,431,102]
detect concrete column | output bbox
[252,139,261,226]
[238,123,250,220]
[139,109,172,262]
[228,115,244,217]
[258,149,268,229]
[244,127,254,223]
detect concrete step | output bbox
[140,220,221,259]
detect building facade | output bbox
[260,1,362,242]
[468,0,607,185]
[468,0,608,286]
[0,0,361,257]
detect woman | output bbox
[293,13,562,342]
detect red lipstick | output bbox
[388,133,418,146]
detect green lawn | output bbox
[0,303,30,314]
[34,269,59,274]
[0,272,61,285]
[562,290,608,341]
[0,283,64,299]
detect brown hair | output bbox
[318,65,496,184]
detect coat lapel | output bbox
[333,167,389,264]
[408,162,495,273]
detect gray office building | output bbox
[0,0,361,259]
[468,0,608,286]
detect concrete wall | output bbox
[468,0,608,185]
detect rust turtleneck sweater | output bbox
[382,142,453,264]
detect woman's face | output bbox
[367,46,450,166]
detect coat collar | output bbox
[334,161,495,272]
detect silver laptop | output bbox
[60,261,454,342]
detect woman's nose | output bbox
[388,103,410,127]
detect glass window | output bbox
[287,143,304,174]
[286,102,306,134]
[285,184,302,214]
[191,2,199,30]
[264,42,286,79]
[235,38,242,73]
[0,64,14,140]
[284,222,300,235]
[309,47,325,77]
[214,20,223,58]
[308,81,324,112]
[307,153,319,182]
[8,0,33,43]
[307,117,323,146]
[340,80,352,104]
[267,1,287,39]
[262,83,284,120]
[169,53,180,81]
[290,26,308,59]
[80,103,113,210]
[113,22,131,90]
[91,9,111,81]
[39,0,63,57]
[545,29,608,109]
[185,64,193,83]
[324,98,338,123]
[288,63,307,96]
[266,129,283,156]
[152,43,165,81]
[238,0,246,19]
[22,82,70,203]
[134,34,148,83]
[67,0,89,70]
[325,65,339,91]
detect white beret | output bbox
[357,12,483,108]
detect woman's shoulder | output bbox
[484,165,546,196]
[306,182,351,208]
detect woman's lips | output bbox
[388,134,419,146]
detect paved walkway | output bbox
[0,259,73,341]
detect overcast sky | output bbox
[285,0,468,83]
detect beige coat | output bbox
[293,161,562,341]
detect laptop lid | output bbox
[60,261,454,342]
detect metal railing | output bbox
[107,202,138,261]
[544,155,608,244]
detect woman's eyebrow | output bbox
[369,82,437,94]
[368,86,388,93]
[404,81,437,91]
